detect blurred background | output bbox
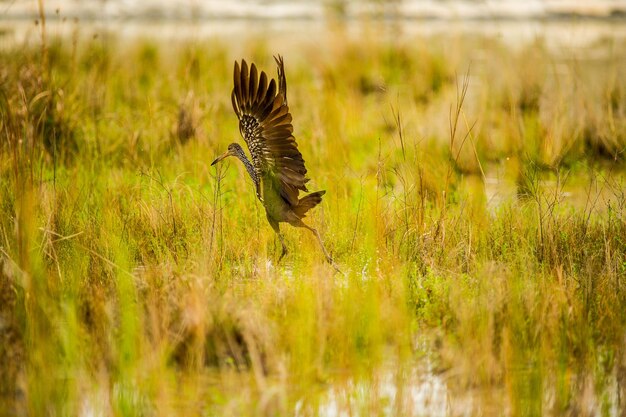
[3,0,626,20]
[2,0,626,44]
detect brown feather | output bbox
[293,191,325,218]
[240,60,249,108]
[274,55,288,106]
[233,62,241,112]
[258,81,277,121]
[271,113,293,126]
[249,63,258,104]
[231,56,309,206]
[257,72,268,103]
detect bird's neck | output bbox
[233,148,259,187]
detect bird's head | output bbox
[211,143,243,166]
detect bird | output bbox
[211,55,339,271]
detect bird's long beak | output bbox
[211,150,232,166]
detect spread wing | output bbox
[231,56,309,206]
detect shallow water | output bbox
[308,349,625,416]
[479,161,626,213]
[74,347,624,417]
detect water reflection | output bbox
[460,161,626,213]
[74,350,623,416]
[304,349,625,416]
[318,367,447,416]
[294,359,449,417]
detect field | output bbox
[1,21,626,416]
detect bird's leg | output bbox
[268,218,288,262]
[277,233,288,262]
[299,223,342,274]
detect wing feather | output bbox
[249,64,258,103]
[275,54,288,106]
[257,72,268,102]
[240,60,249,107]
[233,61,242,111]
[231,56,309,206]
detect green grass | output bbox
[1,27,625,416]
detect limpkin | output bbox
[211,55,338,270]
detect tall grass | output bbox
[0,27,625,415]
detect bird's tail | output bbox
[293,190,325,218]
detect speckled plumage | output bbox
[213,55,340,271]
[231,56,310,207]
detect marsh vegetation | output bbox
[0,21,625,416]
